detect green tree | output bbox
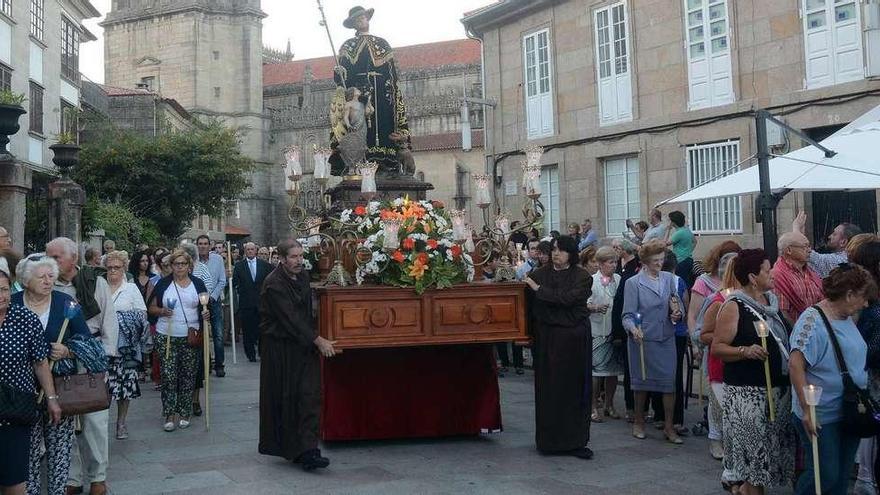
[74,120,255,239]
[82,199,162,252]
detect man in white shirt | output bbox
[792,211,861,278]
[642,208,667,242]
[46,237,118,495]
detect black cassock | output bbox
[331,33,409,173]
[528,264,592,453]
[258,265,320,460]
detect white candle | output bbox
[521,161,542,199]
[284,146,302,181]
[450,209,468,241]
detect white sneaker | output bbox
[178,419,190,429]
[709,439,724,460]
[163,421,176,432]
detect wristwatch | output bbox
[46,395,59,401]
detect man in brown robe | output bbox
[258,239,340,471]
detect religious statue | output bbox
[329,6,411,176]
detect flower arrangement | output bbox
[340,197,474,293]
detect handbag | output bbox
[173,282,202,348]
[0,381,38,425]
[49,317,110,418]
[813,305,880,438]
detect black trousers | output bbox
[240,307,261,360]
[622,339,634,410]
[496,342,523,368]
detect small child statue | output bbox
[338,86,373,174]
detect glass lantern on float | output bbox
[358,162,379,201]
[382,218,402,250]
[462,146,546,283]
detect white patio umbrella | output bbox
[656,108,880,207]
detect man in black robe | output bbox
[523,235,593,459]
[258,239,341,471]
[330,6,410,174]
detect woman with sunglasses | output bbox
[147,250,209,432]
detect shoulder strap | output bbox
[812,305,854,383]
[172,282,190,326]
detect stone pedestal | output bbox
[0,158,32,253]
[48,179,85,245]
[328,175,434,209]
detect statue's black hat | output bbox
[343,6,374,29]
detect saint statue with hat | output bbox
[329,5,410,176]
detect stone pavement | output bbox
[104,354,736,495]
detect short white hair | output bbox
[17,253,59,288]
[243,242,257,250]
[46,237,79,260]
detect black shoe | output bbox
[294,449,330,471]
[192,403,202,416]
[215,367,226,377]
[515,368,524,375]
[569,447,594,460]
[247,356,257,363]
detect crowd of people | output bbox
[1,206,880,491]
[0,231,286,494]
[501,210,880,495]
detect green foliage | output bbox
[0,90,26,106]
[74,120,255,239]
[82,199,163,252]
[54,132,77,145]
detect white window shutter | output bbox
[803,0,864,89]
[527,95,541,138]
[540,93,553,135]
[684,0,734,109]
[595,2,632,125]
[524,29,554,139]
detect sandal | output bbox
[591,409,603,423]
[664,431,684,444]
[632,425,646,439]
[604,408,620,419]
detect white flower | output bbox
[392,197,404,207]
[368,201,380,215]
[355,268,365,285]
[303,259,313,271]
[340,209,352,223]
[424,202,434,211]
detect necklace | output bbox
[23,293,50,313]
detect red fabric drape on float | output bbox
[321,344,502,441]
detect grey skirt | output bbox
[592,334,623,377]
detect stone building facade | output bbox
[463,0,880,254]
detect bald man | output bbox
[233,242,272,361]
[772,231,824,323]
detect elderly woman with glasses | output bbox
[148,249,209,432]
[104,251,149,440]
[12,255,92,495]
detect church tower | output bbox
[102,0,275,242]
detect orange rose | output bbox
[353,205,366,216]
[426,239,438,250]
[417,252,429,265]
[402,238,415,250]
[451,244,462,258]
[408,259,428,280]
[392,250,405,263]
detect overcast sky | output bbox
[82,0,489,84]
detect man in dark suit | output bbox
[233,242,272,362]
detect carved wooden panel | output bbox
[316,282,529,349]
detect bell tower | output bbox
[101,0,276,242]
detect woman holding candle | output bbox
[711,249,794,494]
[104,251,150,440]
[148,249,209,432]
[14,255,92,495]
[588,246,622,422]
[789,264,875,495]
[523,235,593,459]
[621,239,684,443]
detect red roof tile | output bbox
[263,38,481,87]
[225,225,252,236]
[411,130,484,152]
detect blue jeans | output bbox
[792,413,860,495]
[209,298,224,368]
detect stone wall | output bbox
[469,0,880,255]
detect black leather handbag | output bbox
[0,381,38,425]
[814,306,880,438]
